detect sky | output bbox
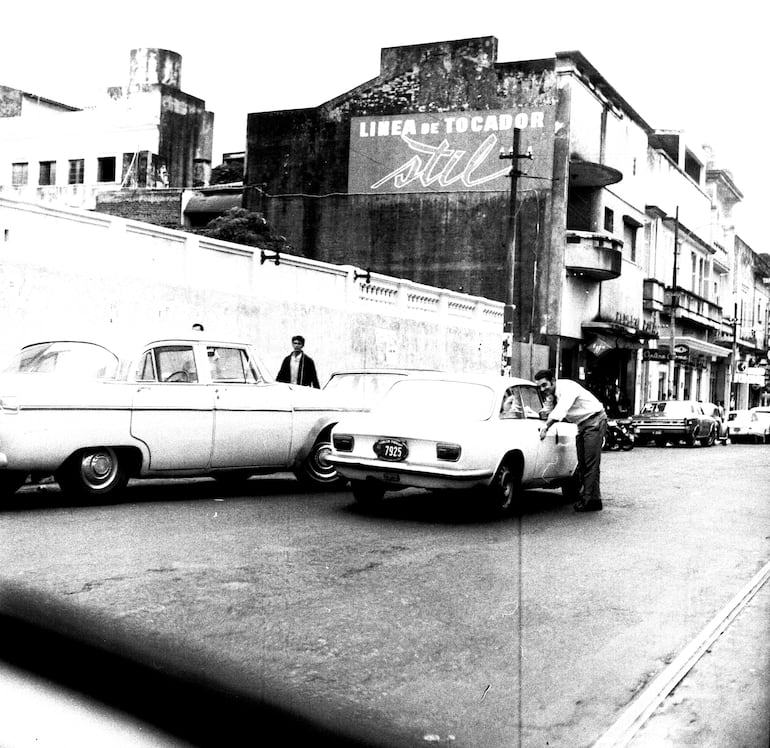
[2,0,766,248]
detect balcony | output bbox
[664,287,723,331]
[565,231,623,280]
[643,278,666,313]
[714,325,770,352]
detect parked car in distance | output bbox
[0,333,354,501]
[630,400,718,447]
[322,368,441,410]
[701,401,729,444]
[329,374,580,514]
[727,408,770,443]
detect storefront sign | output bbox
[642,349,670,362]
[348,107,555,194]
[734,366,767,385]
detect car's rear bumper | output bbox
[633,425,690,436]
[329,455,494,490]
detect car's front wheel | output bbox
[700,426,716,447]
[351,479,386,507]
[56,447,129,500]
[486,457,521,515]
[294,436,347,489]
[0,471,28,499]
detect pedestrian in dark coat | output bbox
[276,335,320,388]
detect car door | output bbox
[130,345,215,471]
[206,345,293,468]
[500,385,575,482]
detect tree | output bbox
[201,208,292,252]
[210,162,243,185]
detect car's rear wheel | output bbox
[486,457,521,515]
[0,471,28,499]
[351,479,386,507]
[56,447,129,500]
[294,436,347,489]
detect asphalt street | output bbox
[0,442,768,747]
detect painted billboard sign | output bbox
[348,107,555,194]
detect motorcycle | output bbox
[602,417,635,451]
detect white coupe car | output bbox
[0,333,352,501]
[329,374,581,514]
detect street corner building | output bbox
[243,35,770,412]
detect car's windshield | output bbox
[379,379,496,420]
[3,342,120,379]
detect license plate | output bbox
[374,438,408,462]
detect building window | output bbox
[39,161,56,186]
[68,159,84,185]
[97,156,116,183]
[622,218,639,263]
[12,162,28,187]
[603,207,614,233]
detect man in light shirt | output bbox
[534,369,607,512]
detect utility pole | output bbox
[499,128,533,376]
[667,206,679,398]
[730,301,738,409]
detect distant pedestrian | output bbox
[534,369,607,512]
[276,335,320,388]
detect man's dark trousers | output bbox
[576,411,607,503]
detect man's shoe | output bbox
[574,499,602,512]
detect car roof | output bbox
[393,373,537,388]
[326,368,442,376]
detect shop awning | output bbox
[660,336,730,358]
[582,320,657,342]
[185,193,242,214]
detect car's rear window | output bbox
[640,401,692,417]
[4,342,120,379]
[323,373,406,407]
[379,380,495,420]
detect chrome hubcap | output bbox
[81,450,116,487]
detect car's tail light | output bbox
[436,442,461,461]
[332,434,355,451]
[0,396,19,414]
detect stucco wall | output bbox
[0,197,504,382]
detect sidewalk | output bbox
[627,576,770,747]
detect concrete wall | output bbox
[0,197,504,383]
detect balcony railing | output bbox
[664,286,723,331]
[565,231,622,280]
[714,324,770,351]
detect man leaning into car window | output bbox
[534,369,607,513]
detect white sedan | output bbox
[329,374,581,514]
[0,333,351,501]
